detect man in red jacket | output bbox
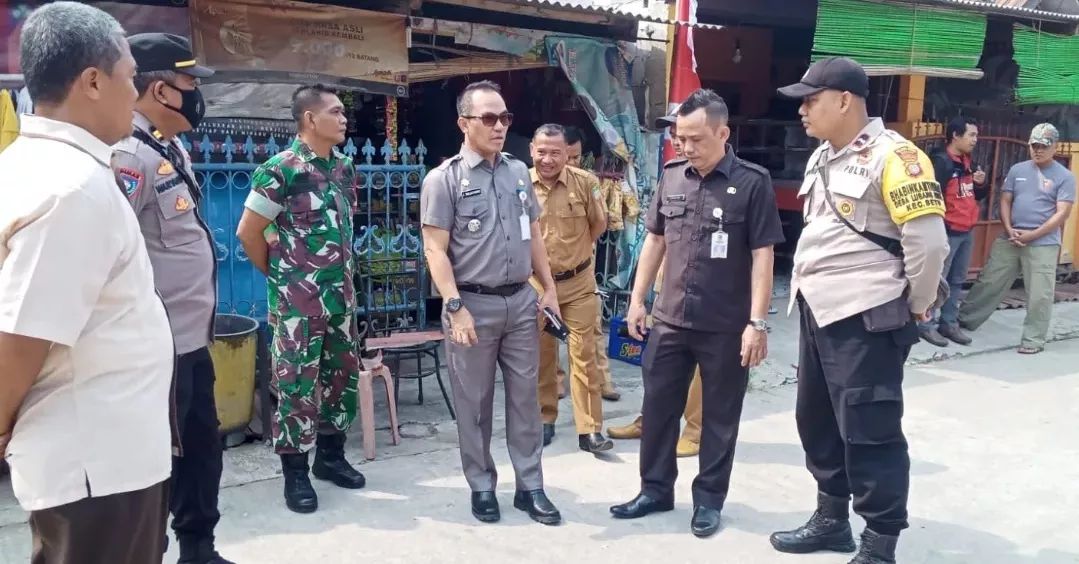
[919,117,987,346]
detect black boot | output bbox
[281,452,318,514]
[178,537,236,564]
[770,492,856,554]
[849,529,899,564]
[311,433,366,489]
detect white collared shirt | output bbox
[0,115,174,511]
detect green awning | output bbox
[1013,24,1079,105]
[812,0,987,79]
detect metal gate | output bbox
[188,133,429,328]
[912,130,1073,275]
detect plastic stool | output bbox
[358,353,401,460]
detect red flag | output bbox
[663,0,701,163]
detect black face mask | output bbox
[162,83,206,131]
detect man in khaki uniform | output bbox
[530,124,613,453]
[554,126,620,401]
[607,109,703,458]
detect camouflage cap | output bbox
[1029,123,1059,146]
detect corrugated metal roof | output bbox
[513,0,724,29]
[909,0,1079,21]
[518,0,1079,26]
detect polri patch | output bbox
[157,159,175,175]
[117,167,143,200]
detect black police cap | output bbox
[128,33,214,78]
[777,56,869,99]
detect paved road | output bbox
[2,339,1076,563]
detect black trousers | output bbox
[30,480,169,564]
[639,321,748,509]
[797,297,917,536]
[172,347,224,549]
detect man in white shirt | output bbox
[0,3,175,563]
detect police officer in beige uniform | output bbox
[421,80,563,526]
[111,34,233,564]
[770,58,948,564]
[528,123,611,453]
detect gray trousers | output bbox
[444,285,544,492]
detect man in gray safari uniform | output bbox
[420,80,564,526]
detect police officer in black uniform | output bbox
[609,89,784,537]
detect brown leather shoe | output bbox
[607,416,642,439]
[676,437,700,457]
[601,382,621,401]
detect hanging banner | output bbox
[3,1,190,75]
[547,36,659,290]
[189,0,409,97]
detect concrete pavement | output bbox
[1,303,1077,563]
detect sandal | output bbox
[1017,346,1043,355]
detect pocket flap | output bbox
[659,204,687,218]
[845,385,902,406]
[829,176,872,199]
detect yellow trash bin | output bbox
[209,314,259,437]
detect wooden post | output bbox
[891,74,927,137]
[1064,142,1079,266]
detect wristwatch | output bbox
[749,318,768,332]
[446,297,463,313]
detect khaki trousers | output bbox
[959,238,1059,348]
[538,273,603,434]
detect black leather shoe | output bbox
[280,453,318,514]
[938,323,972,345]
[918,327,949,347]
[542,423,555,446]
[311,433,366,489]
[848,529,898,564]
[513,489,562,525]
[578,433,614,453]
[770,492,856,554]
[609,493,675,519]
[691,506,722,538]
[471,491,501,523]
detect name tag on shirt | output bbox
[711,231,728,259]
[520,212,531,241]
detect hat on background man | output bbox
[1029,123,1060,146]
[655,103,682,129]
[777,56,869,99]
[128,33,215,78]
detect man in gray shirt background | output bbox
[959,123,1076,354]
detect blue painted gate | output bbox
[185,133,430,329]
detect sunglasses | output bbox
[1030,143,1053,151]
[461,112,514,127]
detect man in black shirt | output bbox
[609,89,785,538]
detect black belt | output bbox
[458,282,527,297]
[553,258,592,282]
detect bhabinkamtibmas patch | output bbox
[881,142,945,224]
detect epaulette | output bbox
[112,135,141,154]
[435,153,464,171]
[663,157,689,169]
[565,165,599,184]
[736,157,770,177]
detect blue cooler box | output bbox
[608,316,648,366]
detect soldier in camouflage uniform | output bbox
[236,84,366,514]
